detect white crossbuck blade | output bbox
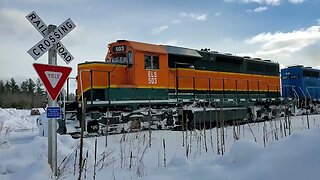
[26,11,75,64]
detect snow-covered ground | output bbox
[1,108,320,180]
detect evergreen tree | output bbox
[36,78,44,95]
[0,80,4,107]
[9,78,20,93]
[1,77,48,108]
[20,80,29,93]
[27,78,36,94]
[4,80,10,93]
[0,80,4,94]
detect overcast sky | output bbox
[1,0,320,86]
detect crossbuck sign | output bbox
[26,11,76,64]
[26,11,76,177]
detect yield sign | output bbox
[33,63,72,100]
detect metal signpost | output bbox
[26,11,75,177]
[32,63,72,176]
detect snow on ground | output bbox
[140,129,320,180]
[1,108,320,180]
[0,108,39,132]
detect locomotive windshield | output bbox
[106,45,133,66]
[110,54,128,64]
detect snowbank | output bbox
[0,108,38,132]
[1,108,320,180]
[141,128,320,180]
[0,136,51,179]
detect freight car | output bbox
[281,65,320,107]
[68,40,281,131]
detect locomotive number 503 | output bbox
[148,71,157,84]
[113,45,126,52]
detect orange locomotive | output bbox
[77,40,280,109]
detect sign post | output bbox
[48,24,58,176]
[26,11,75,177]
[33,62,72,176]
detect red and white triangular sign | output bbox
[33,63,72,100]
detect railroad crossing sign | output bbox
[26,11,76,64]
[26,11,75,177]
[33,63,72,100]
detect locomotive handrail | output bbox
[174,62,188,103]
[306,87,320,102]
[79,63,118,106]
[306,87,312,101]
[282,85,299,107]
[172,71,279,104]
[79,69,91,109]
[177,76,277,89]
[298,86,308,107]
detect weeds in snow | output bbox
[54,108,320,179]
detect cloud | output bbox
[245,25,320,66]
[151,25,169,34]
[159,39,178,46]
[224,0,278,6]
[225,0,280,6]
[247,6,268,13]
[196,14,207,21]
[215,12,221,16]
[0,8,32,36]
[288,0,304,4]
[226,0,304,6]
[254,6,268,12]
[171,12,209,26]
[172,19,181,24]
[18,0,87,4]
[179,12,207,21]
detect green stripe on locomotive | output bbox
[83,87,279,103]
[83,88,169,101]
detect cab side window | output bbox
[144,55,159,69]
[127,51,133,67]
[152,56,159,69]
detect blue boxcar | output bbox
[281,65,320,101]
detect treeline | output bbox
[0,78,46,109]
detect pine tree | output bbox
[0,80,4,107]
[27,78,36,94]
[9,78,20,93]
[0,80,4,94]
[36,78,44,96]
[20,80,29,93]
[4,80,10,93]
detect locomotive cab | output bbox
[105,43,133,67]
